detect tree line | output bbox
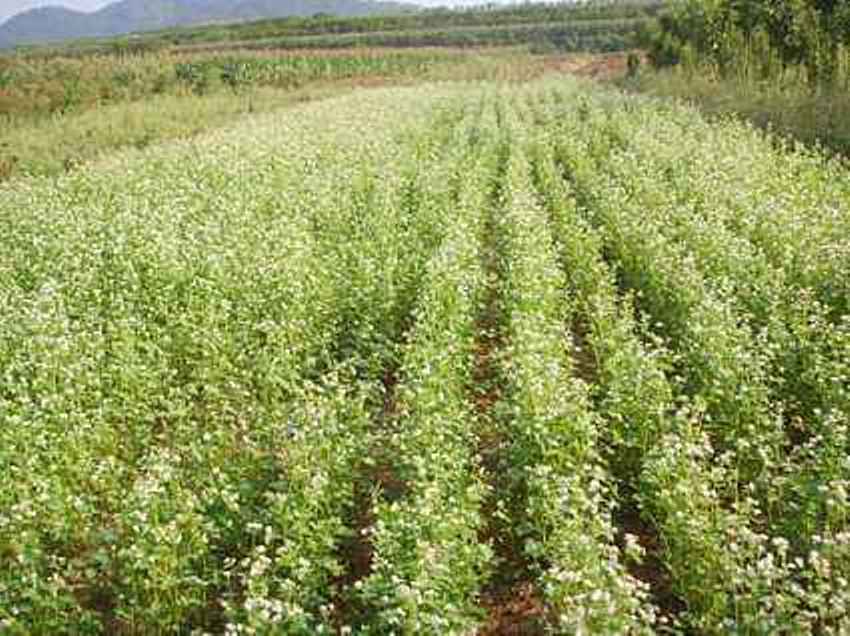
[645,0,850,87]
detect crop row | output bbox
[357,110,495,634]
[524,81,850,632]
[0,85,477,633]
[495,101,654,633]
[2,77,850,633]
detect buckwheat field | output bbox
[1,77,849,634]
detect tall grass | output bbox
[0,48,539,181]
[627,63,850,157]
[0,48,462,122]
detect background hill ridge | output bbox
[0,0,414,48]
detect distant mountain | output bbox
[0,0,413,48]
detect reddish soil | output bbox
[72,581,125,634]
[479,582,547,636]
[542,52,635,80]
[569,316,599,385]
[332,368,405,630]
[616,502,686,626]
[472,257,547,635]
[331,466,377,630]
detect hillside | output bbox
[0,1,657,181]
[0,0,411,48]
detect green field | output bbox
[11,2,658,56]
[1,71,849,634]
[0,1,662,183]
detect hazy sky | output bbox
[0,0,521,25]
[0,1,112,25]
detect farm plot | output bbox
[1,78,849,634]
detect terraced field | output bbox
[1,78,849,634]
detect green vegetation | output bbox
[160,1,659,48]
[0,48,460,121]
[0,83,347,180]
[633,0,850,155]
[2,2,848,632]
[643,0,849,86]
[624,70,850,156]
[181,19,643,53]
[2,73,850,633]
[15,1,660,56]
[0,48,535,180]
[0,1,661,181]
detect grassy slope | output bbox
[0,50,544,181]
[625,66,850,158]
[27,1,658,55]
[0,1,660,182]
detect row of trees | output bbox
[646,0,850,87]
